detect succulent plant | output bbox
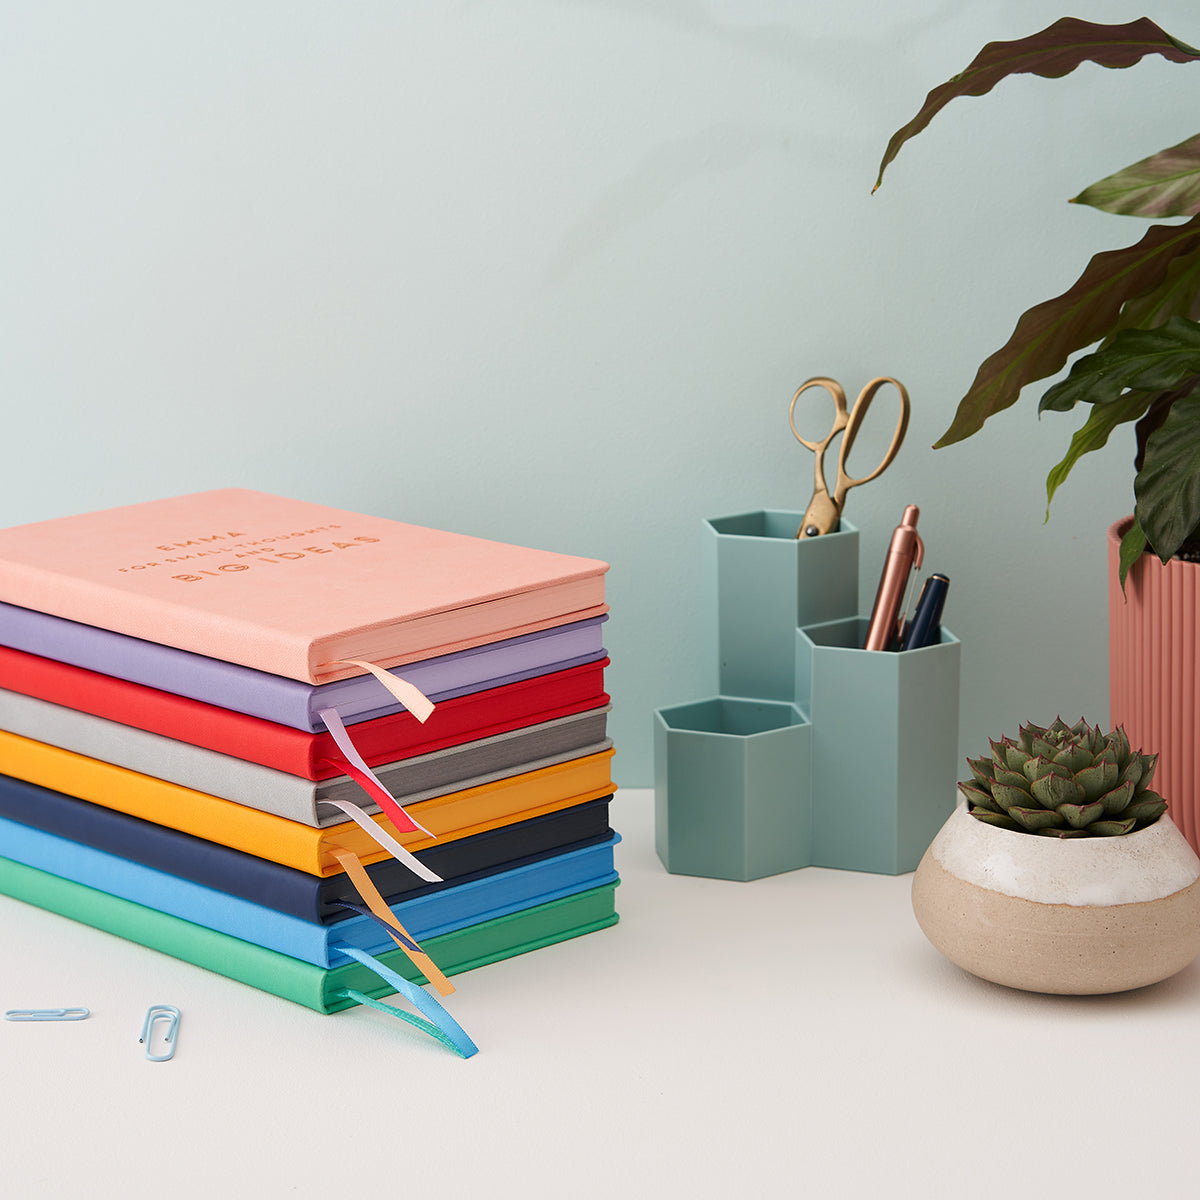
[960,717,1167,837]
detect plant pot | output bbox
[1108,516,1200,853]
[912,800,1200,994]
[653,697,811,880]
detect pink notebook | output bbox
[0,490,609,684]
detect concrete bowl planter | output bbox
[912,799,1200,994]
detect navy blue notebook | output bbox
[0,772,613,924]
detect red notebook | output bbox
[0,646,609,779]
[0,489,608,684]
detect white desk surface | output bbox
[3,787,1197,1198]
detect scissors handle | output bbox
[793,376,910,538]
[834,376,910,494]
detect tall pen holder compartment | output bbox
[795,617,961,875]
[703,511,859,701]
[654,511,859,879]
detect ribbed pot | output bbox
[912,801,1200,994]
[1108,517,1200,852]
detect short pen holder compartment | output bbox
[703,511,858,702]
[795,617,961,875]
[654,698,811,881]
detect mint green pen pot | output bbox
[795,617,961,875]
[654,697,812,880]
[702,512,858,703]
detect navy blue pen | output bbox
[899,573,949,651]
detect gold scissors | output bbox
[789,375,910,538]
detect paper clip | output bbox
[5,1007,90,1021]
[139,1004,180,1061]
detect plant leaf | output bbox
[1009,805,1068,832]
[1118,519,1147,589]
[1072,134,1200,217]
[1088,817,1138,836]
[1040,316,1200,412]
[1109,245,1200,338]
[874,17,1200,192]
[1044,391,1152,514]
[1134,388,1200,559]
[935,217,1200,447]
[968,808,1023,831]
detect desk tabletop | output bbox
[2,788,1196,1197]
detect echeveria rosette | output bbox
[959,717,1167,837]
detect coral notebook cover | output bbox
[0,489,608,684]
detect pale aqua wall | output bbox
[3,1,1196,784]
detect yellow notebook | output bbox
[0,730,614,877]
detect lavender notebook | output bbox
[0,603,606,731]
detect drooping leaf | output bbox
[874,17,1200,192]
[968,807,1023,831]
[1117,518,1147,589]
[1039,316,1200,412]
[935,217,1200,447]
[1088,817,1138,836]
[1044,391,1152,514]
[1134,388,1200,559]
[959,780,1001,811]
[1125,793,1168,823]
[1009,805,1068,832]
[1072,133,1200,217]
[1110,245,1200,336]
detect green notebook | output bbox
[0,853,619,1013]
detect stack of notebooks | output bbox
[0,489,619,1054]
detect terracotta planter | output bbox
[912,801,1200,994]
[1108,517,1200,852]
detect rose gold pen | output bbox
[864,505,924,650]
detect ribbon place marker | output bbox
[319,798,442,883]
[334,660,436,723]
[333,850,454,996]
[317,707,432,837]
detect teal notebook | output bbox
[0,853,619,1013]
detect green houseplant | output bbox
[874,16,1200,584]
[911,715,1200,994]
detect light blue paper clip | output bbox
[139,1004,180,1061]
[5,1007,90,1021]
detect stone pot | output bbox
[912,799,1200,994]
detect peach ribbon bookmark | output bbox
[334,849,453,995]
[334,660,436,723]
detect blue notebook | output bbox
[0,771,614,921]
[0,810,618,968]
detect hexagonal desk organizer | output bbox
[654,698,811,881]
[654,510,960,880]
